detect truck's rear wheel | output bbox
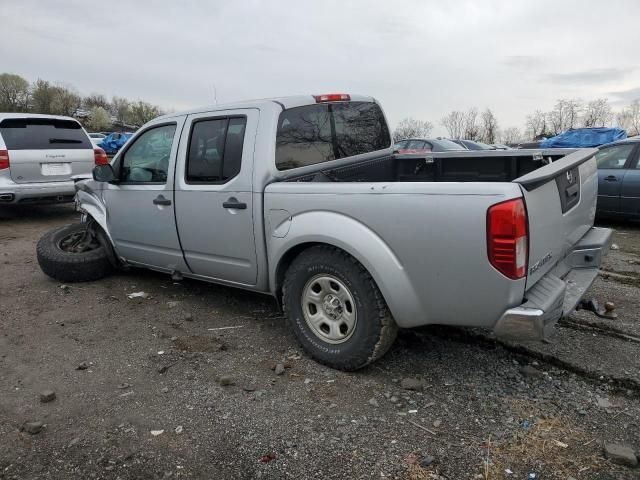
[282,245,397,370]
[37,222,114,283]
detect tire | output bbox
[37,222,114,283]
[283,245,398,371]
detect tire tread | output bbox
[283,245,397,370]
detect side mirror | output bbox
[93,164,117,183]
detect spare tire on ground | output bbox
[37,222,114,283]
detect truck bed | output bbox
[266,147,600,332]
[285,149,578,184]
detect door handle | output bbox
[153,195,172,206]
[223,199,247,210]
[604,176,619,182]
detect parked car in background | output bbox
[452,139,496,150]
[98,132,133,155]
[36,93,610,371]
[394,137,467,153]
[595,137,640,218]
[88,132,106,147]
[492,143,512,150]
[516,141,543,149]
[0,114,108,205]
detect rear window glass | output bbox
[275,102,390,171]
[433,139,468,151]
[0,118,91,150]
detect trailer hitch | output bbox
[576,298,617,320]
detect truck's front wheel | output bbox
[37,222,114,283]
[283,246,397,370]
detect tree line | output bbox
[0,72,166,132]
[394,97,640,144]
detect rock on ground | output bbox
[604,442,638,467]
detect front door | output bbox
[595,143,637,214]
[174,109,258,285]
[104,119,189,272]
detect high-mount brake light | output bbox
[313,93,351,103]
[487,198,528,280]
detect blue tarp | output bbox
[540,127,627,148]
[98,132,133,154]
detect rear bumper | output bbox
[493,226,612,341]
[0,176,76,205]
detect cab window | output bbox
[185,116,247,183]
[120,124,176,183]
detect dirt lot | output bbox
[1,205,639,480]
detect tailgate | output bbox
[514,148,599,289]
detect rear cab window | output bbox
[0,118,91,150]
[275,102,390,171]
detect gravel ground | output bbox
[1,205,639,480]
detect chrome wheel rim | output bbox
[301,274,357,344]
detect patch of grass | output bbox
[487,400,607,479]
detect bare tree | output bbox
[83,93,110,110]
[479,108,498,143]
[129,100,163,126]
[548,98,582,134]
[501,127,522,145]
[50,83,82,116]
[463,108,480,140]
[616,99,640,136]
[393,117,433,140]
[30,79,56,113]
[582,98,613,127]
[564,98,582,131]
[0,73,30,112]
[111,96,131,128]
[441,111,465,139]
[525,110,548,140]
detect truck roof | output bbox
[155,93,377,121]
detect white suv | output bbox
[0,114,108,205]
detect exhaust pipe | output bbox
[0,193,14,202]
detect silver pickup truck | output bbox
[37,93,612,370]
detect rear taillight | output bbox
[487,198,528,280]
[0,149,9,170]
[314,93,350,103]
[94,147,109,166]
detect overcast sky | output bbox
[2,0,639,135]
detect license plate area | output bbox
[41,163,72,176]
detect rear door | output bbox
[0,117,94,183]
[620,145,640,215]
[514,149,599,288]
[594,143,637,213]
[174,109,258,285]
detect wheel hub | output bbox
[301,274,357,344]
[322,294,343,319]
